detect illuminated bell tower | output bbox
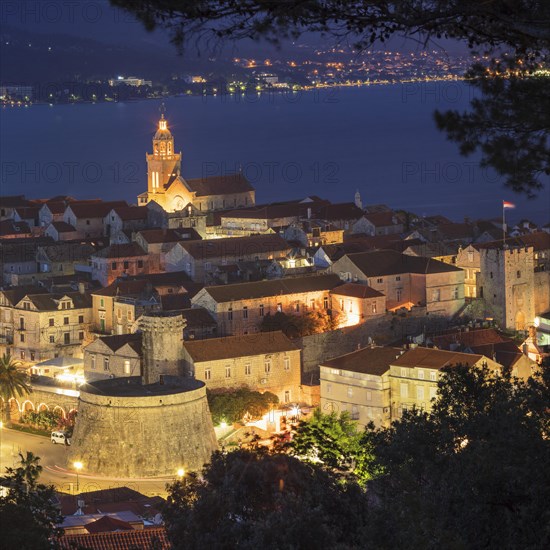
[146,111,182,200]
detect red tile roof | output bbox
[67,201,128,219]
[93,243,147,259]
[315,202,364,221]
[392,347,483,370]
[185,173,254,197]
[59,527,170,550]
[330,282,384,299]
[322,346,402,376]
[112,206,148,221]
[85,515,134,533]
[364,211,398,227]
[50,221,77,233]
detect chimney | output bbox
[307,207,312,219]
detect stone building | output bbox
[192,273,343,336]
[455,244,480,298]
[137,114,255,213]
[330,250,465,316]
[63,201,127,238]
[182,331,302,405]
[69,312,218,477]
[91,243,150,287]
[330,283,386,327]
[83,333,142,382]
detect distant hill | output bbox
[0,25,236,84]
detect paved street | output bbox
[0,428,171,497]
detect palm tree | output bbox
[0,353,31,426]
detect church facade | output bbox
[138,114,255,213]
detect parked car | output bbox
[51,431,71,445]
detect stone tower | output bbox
[139,312,187,383]
[68,313,218,478]
[478,244,535,330]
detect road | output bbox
[0,428,171,497]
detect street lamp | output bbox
[177,468,185,480]
[73,461,83,493]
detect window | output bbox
[396,288,402,301]
[103,356,109,371]
[111,262,117,270]
[430,371,437,381]
[127,310,132,321]
[64,316,69,325]
[517,270,521,278]
[429,387,437,400]
[244,363,251,376]
[284,390,291,403]
[259,304,264,317]
[78,315,84,324]
[432,289,440,302]
[225,366,231,378]
[325,383,332,394]
[277,303,282,312]
[78,331,84,341]
[264,359,271,373]
[49,335,55,343]
[124,360,130,374]
[400,383,408,398]
[205,262,211,271]
[284,356,290,371]
[323,296,329,309]
[19,317,25,330]
[100,298,104,308]
[372,302,377,314]
[137,260,143,268]
[64,333,70,345]
[418,370,425,380]
[205,368,211,380]
[347,386,353,398]
[49,318,54,327]
[452,287,459,300]
[396,276,401,281]
[351,405,359,420]
[310,299,315,310]
[468,250,474,262]
[91,355,96,369]
[86,219,90,225]
[400,367,407,377]
[227,308,233,321]
[417,386,425,400]
[376,278,383,284]
[295,303,300,313]
[123,261,129,270]
[243,306,248,319]
[490,271,493,279]
[20,351,25,360]
[20,333,25,342]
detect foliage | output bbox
[207,388,278,425]
[360,363,550,549]
[260,310,338,338]
[163,449,368,550]
[0,353,31,424]
[284,409,372,484]
[0,452,63,550]
[22,410,63,432]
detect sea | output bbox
[1,83,547,224]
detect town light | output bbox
[177,468,185,478]
[73,461,83,492]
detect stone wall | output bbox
[68,377,218,477]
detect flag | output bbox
[503,201,515,209]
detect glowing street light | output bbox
[73,461,83,492]
[177,468,185,480]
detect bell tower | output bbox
[146,107,182,198]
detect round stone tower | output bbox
[68,313,217,478]
[140,312,187,383]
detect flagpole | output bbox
[502,201,506,248]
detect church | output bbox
[137,112,255,213]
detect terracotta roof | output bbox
[469,341,524,369]
[85,515,134,533]
[315,202,364,221]
[21,291,92,311]
[221,203,301,220]
[343,250,463,276]
[430,328,509,349]
[111,206,148,221]
[178,234,291,259]
[41,201,66,214]
[202,273,342,303]
[0,195,29,207]
[96,333,142,353]
[0,285,49,306]
[13,206,40,219]
[184,330,299,361]
[67,201,128,219]
[160,293,191,311]
[50,221,77,233]
[364,211,399,227]
[477,232,550,252]
[181,307,217,327]
[322,346,402,376]
[185,173,254,197]
[437,223,474,241]
[92,279,151,297]
[59,527,170,550]
[0,219,32,236]
[93,243,147,259]
[330,282,384,299]
[392,347,483,370]
[138,228,199,244]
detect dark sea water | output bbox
[1,84,547,224]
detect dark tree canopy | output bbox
[111,0,549,195]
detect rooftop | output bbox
[81,375,204,397]
[322,346,402,376]
[185,173,254,197]
[183,330,299,362]
[392,347,484,370]
[330,282,385,299]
